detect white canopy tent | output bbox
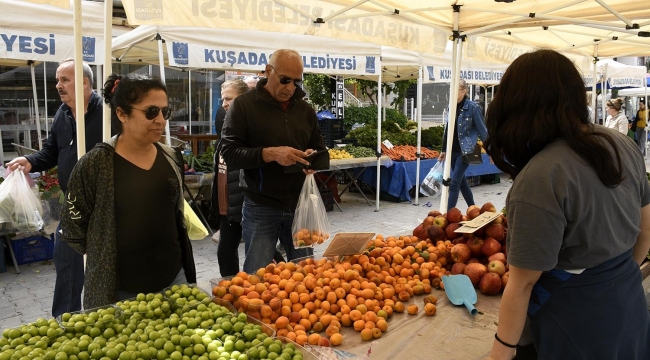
[119,0,650,212]
[0,0,117,161]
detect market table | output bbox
[311,289,500,359]
[356,154,500,202]
[317,156,393,211]
[175,134,219,155]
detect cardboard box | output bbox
[323,232,376,257]
[454,211,501,234]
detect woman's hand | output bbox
[439,152,446,161]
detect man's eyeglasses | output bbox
[132,106,171,120]
[269,65,303,87]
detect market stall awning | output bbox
[0,0,109,65]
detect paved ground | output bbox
[1,171,649,330]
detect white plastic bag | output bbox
[292,174,331,248]
[0,170,44,231]
[420,161,444,198]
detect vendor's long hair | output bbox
[484,49,624,187]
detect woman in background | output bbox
[439,78,489,211]
[604,97,628,135]
[212,79,284,276]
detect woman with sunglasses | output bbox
[604,97,629,135]
[60,73,197,309]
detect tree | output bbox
[389,79,417,109]
[347,79,416,109]
[349,79,380,105]
[303,74,332,110]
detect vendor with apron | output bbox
[482,49,650,360]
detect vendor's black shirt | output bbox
[114,148,182,293]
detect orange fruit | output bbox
[330,333,343,346]
[275,316,289,329]
[360,328,373,341]
[295,334,308,346]
[353,320,365,332]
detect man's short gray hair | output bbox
[59,58,94,87]
[269,49,302,67]
[221,79,249,96]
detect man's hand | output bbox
[438,152,446,161]
[262,146,310,166]
[6,157,32,174]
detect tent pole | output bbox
[375,70,382,212]
[30,62,42,150]
[189,70,193,135]
[209,71,214,134]
[440,7,462,212]
[103,0,113,141]
[44,63,49,139]
[157,35,171,146]
[414,65,423,206]
[73,0,86,159]
[601,66,607,126]
[591,45,598,124]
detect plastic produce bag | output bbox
[420,161,444,198]
[183,199,209,240]
[292,174,331,248]
[0,169,44,232]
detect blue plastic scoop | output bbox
[442,274,478,316]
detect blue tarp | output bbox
[356,154,500,202]
[317,110,336,120]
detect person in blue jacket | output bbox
[7,59,105,317]
[439,79,489,211]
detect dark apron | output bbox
[528,249,650,359]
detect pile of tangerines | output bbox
[211,231,458,348]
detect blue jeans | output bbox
[241,197,313,273]
[447,152,475,211]
[52,224,84,317]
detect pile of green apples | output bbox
[0,287,310,360]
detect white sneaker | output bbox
[211,231,220,243]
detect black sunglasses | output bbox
[132,106,171,120]
[269,65,303,87]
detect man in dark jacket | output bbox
[220,49,326,273]
[7,59,104,317]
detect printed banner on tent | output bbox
[609,77,646,88]
[0,29,103,64]
[468,37,592,73]
[122,0,448,55]
[426,66,505,85]
[166,41,379,76]
[21,0,69,9]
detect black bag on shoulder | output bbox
[462,144,483,165]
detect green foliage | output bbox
[346,79,416,109]
[345,120,416,148]
[416,126,445,149]
[389,80,417,110]
[344,106,408,130]
[349,79,379,105]
[303,74,332,110]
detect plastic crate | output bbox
[335,171,352,185]
[481,173,501,184]
[318,118,346,148]
[319,187,334,212]
[10,234,54,265]
[466,175,482,187]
